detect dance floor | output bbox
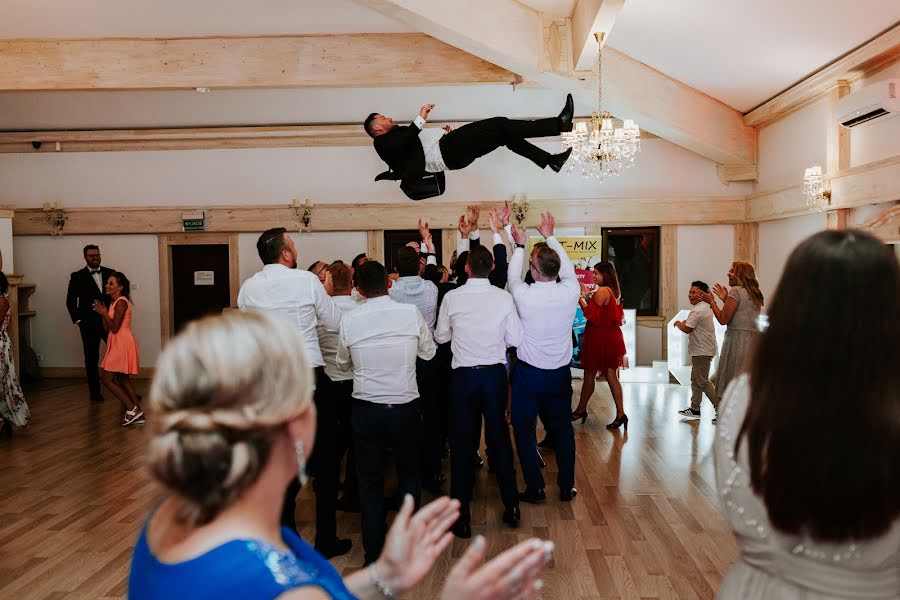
[0,378,737,599]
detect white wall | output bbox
[13,235,162,369]
[757,97,829,191]
[675,225,734,311]
[0,218,14,272]
[758,213,826,302]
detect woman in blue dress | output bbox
[129,310,552,600]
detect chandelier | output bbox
[562,33,640,180]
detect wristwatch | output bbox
[516,244,525,248]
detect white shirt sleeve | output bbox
[507,247,527,299]
[492,232,504,247]
[426,254,437,266]
[314,279,340,333]
[434,295,452,344]
[413,115,426,129]
[504,224,513,242]
[416,311,437,361]
[336,323,352,371]
[504,298,524,349]
[458,234,469,253]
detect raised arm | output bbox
[705,284,738,325]
[507,222,527,298]
[434,296,452,345]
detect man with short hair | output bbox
[316,261,363,511]
[66,245,116,402]
[435,245,523,538]
[237,227,350,558]
[508,213,580,503]
[675,281,720,420]
[337,260,436,565]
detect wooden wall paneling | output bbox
[857,202,900,243]
[367,230,384,263]
[733,223,759,266]
[659,225,677,360]
[12,197,747,236]
[0,34,518,91]
[441,229,457,268]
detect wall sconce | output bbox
[42,201,67,236]
[511,193,529,225]
[291,198,313,231]
[803,166,831,209]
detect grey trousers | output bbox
[690,355,720,412]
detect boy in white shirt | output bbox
[673,281,720,420]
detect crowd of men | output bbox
[237,204,581,565]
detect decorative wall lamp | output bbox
[803,166,831,209]
[511,194,529,225]
[42,201,67,236]
[292,198,314,230]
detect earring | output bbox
[295,440,309,486]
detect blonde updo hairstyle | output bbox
[147,310,313,526]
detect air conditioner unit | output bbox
[837,78,899,128]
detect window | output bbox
[601,227,659,316]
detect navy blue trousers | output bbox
[449,365,519,514]
[511,362,576,492]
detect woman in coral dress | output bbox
[93,271,142,426]
[0,272,30,437]
[572,261,628,430]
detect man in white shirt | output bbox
[316,261,364,512]
[435,245,524,538]
[674,281,720,419]
[364,96,575,182]
[508,213,581,503]
[336,260,436,565]
[237,227,350,559]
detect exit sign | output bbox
[182,211,205,232]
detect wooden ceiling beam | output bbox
[744,24,900,128]
[570,0,625,72]
[0,34,519,91]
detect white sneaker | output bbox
[677,408,701,419]
[123,409,144,426]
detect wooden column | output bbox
[659,225,678,360]
[733,223,759,266]
[366,231,384,264]
[826,81,852,229]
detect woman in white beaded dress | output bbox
[0,271,30,437]
[714,230,899,599]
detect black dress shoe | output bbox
[560,487,578,502]
[518,488,546,504]
[558,93,574,132]
[315,538,352,559]
[451,518,472,539]
[502,505,521,526]
[537,436,554,449]
[336,496,361,513]
[548,147,573,173]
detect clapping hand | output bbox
[469,206,481,230]
[424,233,436,254]
[712,283,728,302]
[442,124,453,133]
[458,214,471,238]
[440,536,553,600]
[374,495,460,596]
[701,291,715,305]
[536,212,555,239]
[499,201,511,227]
[488,211,501,234]
[92,300,105,314]
[509,222,525,246]
[418,218,430,240]
[419,104,435,120]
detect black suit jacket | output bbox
[373,122,426,180]
[66,266,114,327]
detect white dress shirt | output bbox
[684,302,718,357]
[318,294,365,382]
[389,276,439,333]
[435,278,523,369]
[337,295,436,404]
[237,263,339,368]
[414,115,448,173]
[90,268,104,291]
[508,236,581,369]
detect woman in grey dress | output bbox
[705,261,764,421]
[714,230,899,598]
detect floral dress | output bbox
[0,293,29,427]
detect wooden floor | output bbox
[0,378,738,599]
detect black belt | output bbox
[353,398,419,410]
[457,363,503,370]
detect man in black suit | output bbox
[365,94,575,181]
[66,245,115,402]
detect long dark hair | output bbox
[593,261,621,300]
[738,230,900,542]
[110,271,132,301]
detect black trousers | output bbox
[352,398,423,565]
[511,363,576,492]
[440,117,560,171]
[333,379,359,502]
[416,357,442,479]
[449,365,519,517]
[79,322,107,398]
[281,368,341,548]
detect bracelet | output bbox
[369,564,395,598]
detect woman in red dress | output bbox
[572,262,627,430]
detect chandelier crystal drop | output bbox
[561,33,640,180]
